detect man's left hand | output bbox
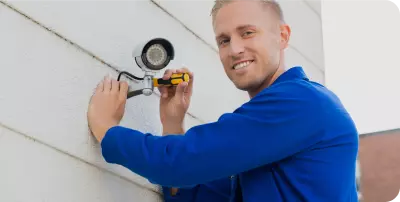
[87,76,129,142]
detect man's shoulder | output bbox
[246,78,350,117]
[256,78,335,105]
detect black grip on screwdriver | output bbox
[153,73,189,87]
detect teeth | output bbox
[233,61,252,69]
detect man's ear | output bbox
[280,24,291,49]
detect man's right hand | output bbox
[158,67,194,135]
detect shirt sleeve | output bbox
[100,82,325,187]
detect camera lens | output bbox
[146,44,167,66]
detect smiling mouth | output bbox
[232,60,254,70]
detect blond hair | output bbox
[210,0,284,25]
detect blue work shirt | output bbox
[101,66,359,202]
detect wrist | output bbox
[162,123,185,136]
[92,122,118,142]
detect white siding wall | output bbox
[0,125,163,202]
[0,0,324,201]
[321,0,400,135]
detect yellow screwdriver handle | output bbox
[153,73,190,87]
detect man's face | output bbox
[213,1,285,92]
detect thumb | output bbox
[175,82,188,103]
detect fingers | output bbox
[163,69,176,80]
[160,69,177,98]
[96,79,104,93]
[163,66,193,79]
[111,79,119,93]
[119,81,129,100]
[175,81,188,102]
[176,66,194,95]
[160,66,193,98]
[176,67,189,74]
[186,70,194,94]
[103,76,112,92]
[176,66,194,81]
[176,67,192,78]
[99,75,128,96]
[158,86,177,98]
[158,86,168,98]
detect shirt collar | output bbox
[271,66,309,86]
[249,66,309,101]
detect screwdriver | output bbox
[153,73,190,87]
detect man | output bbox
[87,0,359,201]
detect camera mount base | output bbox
[117,71,155,99]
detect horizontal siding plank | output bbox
[0,126,163,202]
[5,1,249,123]
[0,3,203,193]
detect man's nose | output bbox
[229,37,245,57]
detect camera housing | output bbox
[118,37,176,97]
[133,38,175,74]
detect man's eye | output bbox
[219,39,229,45]
[243,31,254,36]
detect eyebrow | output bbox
[236,24,256,31]
[215,24,256,41]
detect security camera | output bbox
[117,37,187,99]
[133,38,175,74]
